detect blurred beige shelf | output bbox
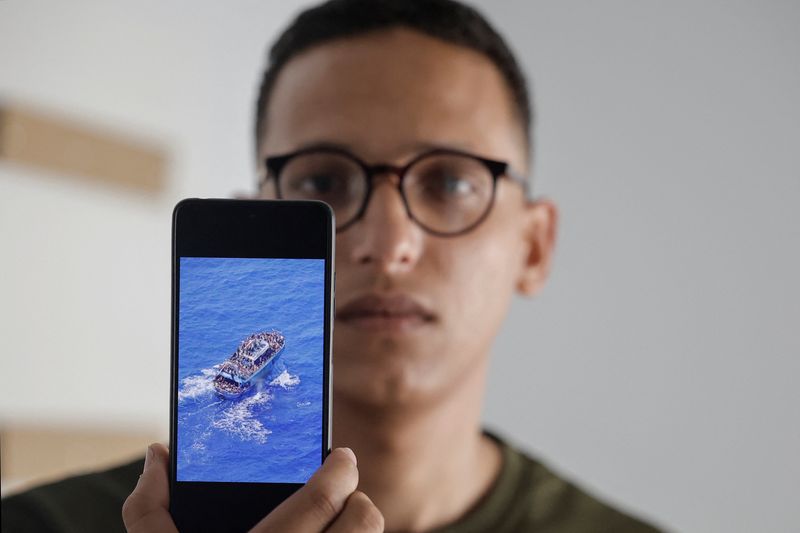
[1,426,159,497]
[0,102,167,191]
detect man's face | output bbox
[259,28,555,409]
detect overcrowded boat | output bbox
[212,330,285,398]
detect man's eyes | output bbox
[295,174,348,194]
[417,174,478,198]
[290,171,481,199]
[301,175,333,192]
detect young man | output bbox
[3,1,662,531]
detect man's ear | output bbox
[516,198,558,296]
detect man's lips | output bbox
[336,293,436,328]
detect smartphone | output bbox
[169,198,334,531]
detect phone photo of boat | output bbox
[212,330,285,398]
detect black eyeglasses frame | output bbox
[262,146,529,237]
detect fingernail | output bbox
[338,447,357,466]
[143,444,154,472]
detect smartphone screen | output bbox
[176,256,325,482]
[169,199,334,531]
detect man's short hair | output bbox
[254,0,532,157]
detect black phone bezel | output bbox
[169,198,334,532]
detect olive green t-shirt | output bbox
[1,432,663,532]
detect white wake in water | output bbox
[270,369,300,389]
[212,391,273,444]
[178,367,218,402]
[180,365,298,446]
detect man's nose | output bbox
[348,176,423,275]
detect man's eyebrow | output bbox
[291,140,354,153]
[288,139,477,157]
[402,140,476,153]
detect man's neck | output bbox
[332,359,503,532]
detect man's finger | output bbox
[122,443,179,533]
[249,447,359,533]
[325,491,384,533]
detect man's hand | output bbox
[122,444,177,533]
[122,443,384,532]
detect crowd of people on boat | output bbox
[230,354,258,375]
[212,331,285,395]
[212,373,244,395]
[231,331,284,371]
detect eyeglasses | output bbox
[262,146,529,237]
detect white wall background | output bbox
[1,1,798,531]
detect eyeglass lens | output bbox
[277,152,496,234]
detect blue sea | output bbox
[176,257,325,483]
